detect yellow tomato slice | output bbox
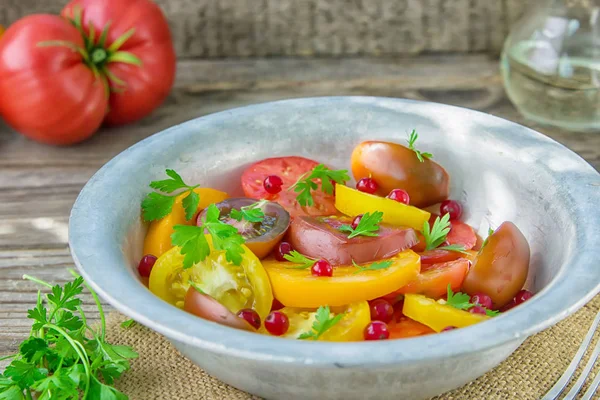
[276,302,370,342]
[148,237,273,320]
[334,184,430,231]
[262,250,420,308]
[143,188,228,257]
[402,294,489,332]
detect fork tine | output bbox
[580,368,600,400]
[563,336,600,400]
[541,310,600,400]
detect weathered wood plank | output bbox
[1,0,533,57]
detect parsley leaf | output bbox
[436,244,469,254]
[445,285,501,317]
[4,360,48,389]
[445,285,474,311]
[289,164,349,207]
[120,319,137,329]
[407,129,433,163]
[283,250,317,269]
[172,204,246,268]
[230,200,266,223]
[47,277,84,312]
[298,306,345,340]
[19,338,48,364]
[486,309,501,317]
[352,260,393,274]
[422,213,452,251]
[141,169,200,222]
[338,211,383,239]
[171,225,210,269]
[480,227,495,252]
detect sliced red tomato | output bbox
[241,156,337,218]
[446,220,477,250]
[419,249,462,265]
[388,317,435,339]
[395,258,470,299]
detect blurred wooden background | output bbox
[2,0,531,57]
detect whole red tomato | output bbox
[0,0,175,145]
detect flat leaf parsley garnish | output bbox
[422,213,467,253]
[0,272,137,399]
[407,129,433,163]
[480,227,495,252]
[230,200,267,223]
[141,169,200,222]
[445,285,500,317]
[171,203,246,269]
[352,260,393,274]
[283,250,317,269]
[297,306,345,340]
[339,211,383,239]
[289,164,350,207]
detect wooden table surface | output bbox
[1,54,599,357]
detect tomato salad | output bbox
[137,131,532,341]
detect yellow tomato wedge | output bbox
[262,250,420,308]
[148,237,273,320]
[403,294,489,332]
[143,188,228,257]
[334,184,430,230]
[276,302,370,341]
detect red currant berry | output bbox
[369,299,394,323]
[470,293,493,310]
[263,175,283,194]
[440,200,462,220]
[387,189,410,204]
[514,289,533,305]
[351,214,363,230]
[274,242,293,261]
[311,259,333,277]
[237,308,261,330]
[364,321,390,340]
[264,311,289,336]
[356,177,378,194]
[138,254,157,277]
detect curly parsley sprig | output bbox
[289,164,349,207]
[141,169,200,222]
[171,204,246,269]
[339,211,383,239]
[407,130,433,163]
[0,272,137,399]
[298,306,345,340]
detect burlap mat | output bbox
[109,295,600,400]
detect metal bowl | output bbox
[69,97,600,400]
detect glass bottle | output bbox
[501,0,600,132]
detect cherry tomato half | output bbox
[149,238,273,320]
[350,141,450,208]
[241,156,337,218]
[262,250,420,308]
[462,222,530,309]
[197,198,290,259]
[403,294,489,332]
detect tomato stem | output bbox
[91,48,107,64]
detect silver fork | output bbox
[542,310,600,400]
